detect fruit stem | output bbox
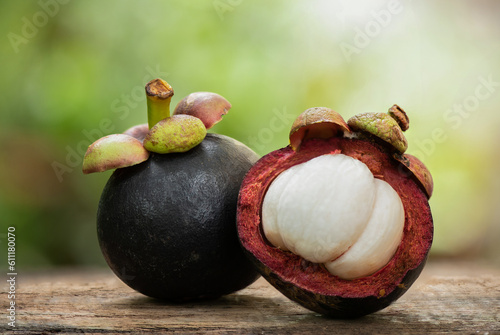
[146,79,174,129]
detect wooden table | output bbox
[3,260,500,334]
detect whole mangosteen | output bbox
[83,79,260,301]
[237,106,433,318]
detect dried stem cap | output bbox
[388,105,409,131]
[146,78,174,100]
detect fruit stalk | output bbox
[146,78,174,129]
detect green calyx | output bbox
[347,105,432,197]
[82,134,149,174]
[347,112,408,153]
[143,115,207,153]
[82,78,232,174]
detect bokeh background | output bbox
[0,0,499,269]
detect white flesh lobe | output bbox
[261,154,404,280]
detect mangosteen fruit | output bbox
[237,105,433,318]
[83,78,260,301]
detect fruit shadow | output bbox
[115,293,436,330]
[117,292,294,325]
[123,292,283,311]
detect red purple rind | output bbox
[236,137,433,318]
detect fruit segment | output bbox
[262,154,404,279]
[262,154,376,263]
[325,179,404,279]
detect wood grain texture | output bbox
[2,260,500,334]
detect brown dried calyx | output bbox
[393,153,434,198]
[289,107,350,151]
[388,104,409,131]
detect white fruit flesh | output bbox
[261,154,404,280]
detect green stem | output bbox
[146,78,174,129]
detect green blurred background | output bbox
[0,0,499,269]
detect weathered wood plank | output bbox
[2,261,500,334]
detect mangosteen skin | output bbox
[237,137,433,318]
[246,250,427,318]
[97,133,261,301]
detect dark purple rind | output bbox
[242,233,428,318]
[98,134,260,301]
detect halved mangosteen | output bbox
[237,106,433,318]
[83,79,260,301]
